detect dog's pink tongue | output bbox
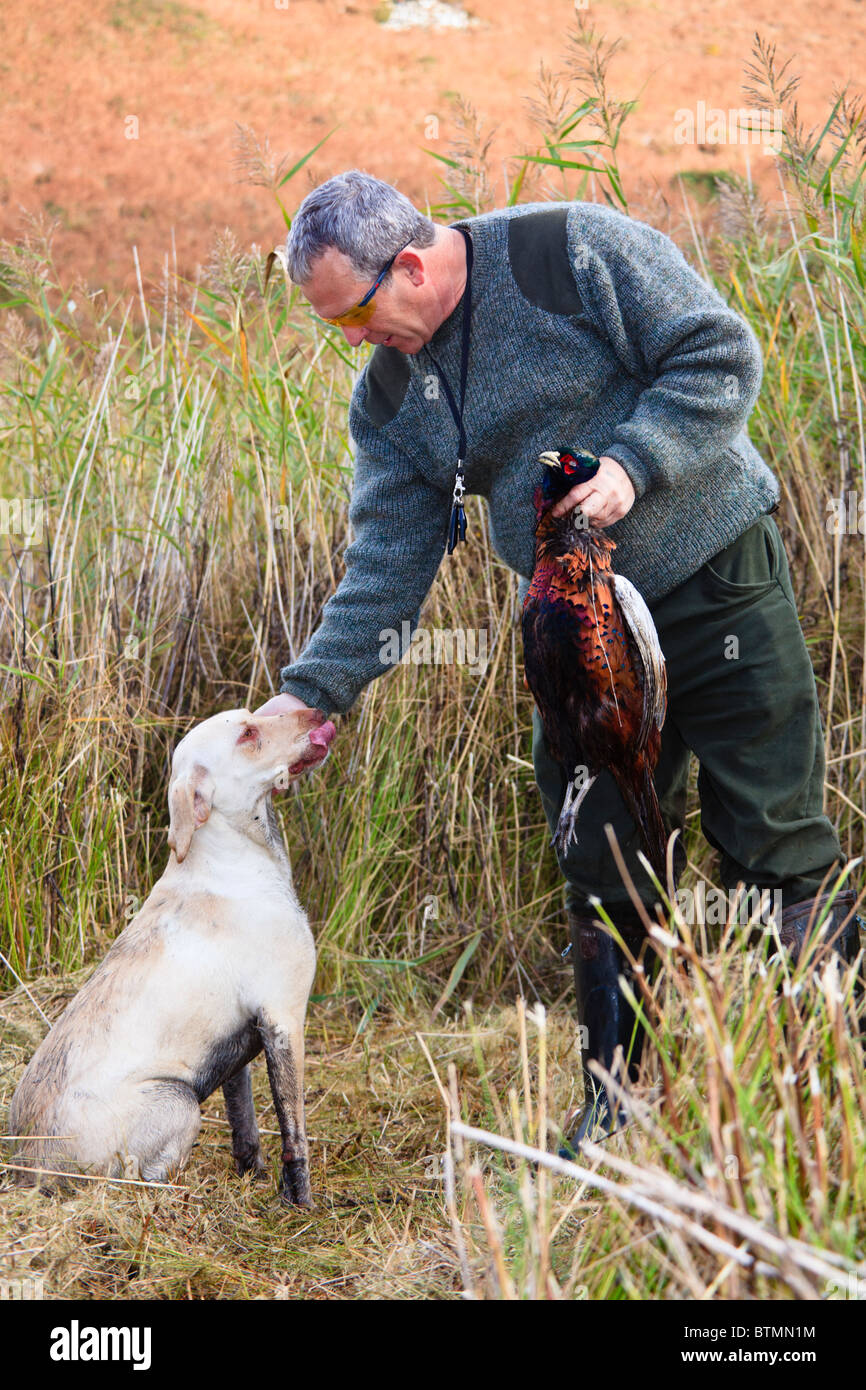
[309,721,336,748]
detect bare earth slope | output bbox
[1,0,863,293]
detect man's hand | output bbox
[550,456,635,526]
[253,692,325,720]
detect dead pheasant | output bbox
[522,449,668,877]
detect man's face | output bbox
[299,244,440,355]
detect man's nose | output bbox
[342,326,367,348]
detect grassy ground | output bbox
[4,918,865,1301]
[1,973,579,1299]
[2,29,866,1299]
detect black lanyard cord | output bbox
[422,226,473,554]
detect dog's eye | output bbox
[237,724,260,746]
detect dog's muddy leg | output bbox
[258,1014,312,1209]
[223,1065,268,1179]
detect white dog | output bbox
[9,705,335,1207]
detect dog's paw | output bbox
[279,1159,314,1209]
[233,1147,269,1180]
[279,1186,315,1211]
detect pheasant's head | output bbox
[530,444,600,505]
[533,449,600,515]
[531,449,615,566]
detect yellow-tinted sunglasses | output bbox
[317,238,413,328]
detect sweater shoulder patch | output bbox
[507,207,584,314]
[364,345,411,427]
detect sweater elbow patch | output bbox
[507,206,585,315]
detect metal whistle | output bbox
[447,502,467,554]
[447,463,467,555]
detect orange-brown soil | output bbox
[0,0,863,296]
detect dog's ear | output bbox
[167,762,215,863]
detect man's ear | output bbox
[167,762,215,863]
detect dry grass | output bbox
[0,972,578,1300]
[4,901,865,1301]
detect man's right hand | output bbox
[253,692,328,723]
[549,456,636,526]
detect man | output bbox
[258,169,862,1148]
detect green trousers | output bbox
[531,513,844,915]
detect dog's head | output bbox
[167,707,336,862]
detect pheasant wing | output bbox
[612,573,667,747]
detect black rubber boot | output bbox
[559,909,657,1157]
[778,888,863,968]
[777,888,865,1030]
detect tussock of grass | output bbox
[443,905,866,1300]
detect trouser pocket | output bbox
[700,514,783,601]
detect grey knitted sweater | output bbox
[279,200,779,718]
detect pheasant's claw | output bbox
[552,790,581,853]
[550,778,577,852]
[551,769,597,855]
[553,806,581,853]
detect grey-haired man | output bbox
[257,170,862,1148]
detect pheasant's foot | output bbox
[551,777,576,850]
[551,772,597,855]
[552,803,581,852]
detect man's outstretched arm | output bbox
[267,429,451,720]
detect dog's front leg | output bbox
[223,1066,268,1179]
[258,1012,312,1209]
